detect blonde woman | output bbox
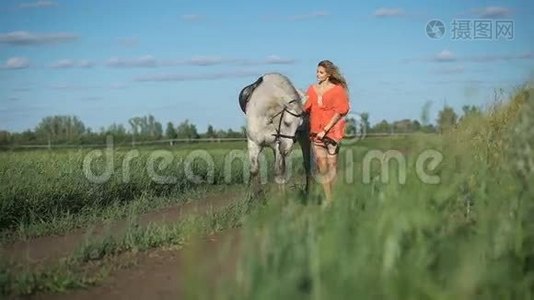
[303,60,350,205]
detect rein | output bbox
[270,99,302,143]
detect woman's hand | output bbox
[316,130,326,140]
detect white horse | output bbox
[239,72,312,194]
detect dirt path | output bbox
[0,186,244,266]
[32,227,242,300]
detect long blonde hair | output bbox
[318,60,349,92]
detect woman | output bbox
[303,60,350,206]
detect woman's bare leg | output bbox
[312,143,334,205]
[326,155,338,200]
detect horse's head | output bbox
[275,98,305,155]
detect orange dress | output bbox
[304,84,350,143]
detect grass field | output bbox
[199,86,533,300]
[0,86,533,299]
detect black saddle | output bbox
[238,76,264,113]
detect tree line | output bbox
[0,114,246,146]
[344,104,481,136]
[0,105,481,146]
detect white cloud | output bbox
[434,65,465,75]
[117,37,139,48]
[108,83,128,90]
[134,70,259,82]
[0,31,78,46]
[49,83,99,91]
[106,55,297,68]
[18,0,57,9]
[467,52,534,63]
[373,8,405,18]
[81,96,103,101]
[3,57,30,69]
[49,59,95,68]
[106,55,158,68]
[181,14,203,21]
[472,6,512,18]
[406,50,533,65]
[235,55,297,66]
[265,55,296,64]
[182,56,225,66]
[288,11,329,21]
[434,50,456,62]
[11,87,32,92]
[78,60,94,68]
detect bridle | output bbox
[270,99,303,143]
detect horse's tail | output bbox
[239,76,264,113]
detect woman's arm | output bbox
[316,113,341,139]
[316,87,349,139]
[323,113,342,133]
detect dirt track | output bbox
[34,230,241,300]
[2,187,245,300]
[1,188,239,265]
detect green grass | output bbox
[2,86,532,299]
[186,86,534,299]
[0,136,408,238]
[0,144,257,233]
[0,184,241,243]
[0,190,261,297]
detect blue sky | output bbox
[1,0,533,133]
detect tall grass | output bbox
[0,146,256,233]
[192,86,534,299]
[0,190,260,296]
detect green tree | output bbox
[437,105,458,133]
[459,105,482,122]
[0,130,11,145]
[128,117,142,136]
[206,124,216,138]
[421,124,436,133]
[226,128,243,138]
[176,119,199,139]
[165,122,177,139]
[345,117,357,135]
[154,121,163,139]
[189,123,199,139]
[360,112,371,132]
[373,120,390,133]
[106,123,127,136]
[393,119,412,133]
[35,115,86,143]
[412,120,421,131]
[128,114,163,140]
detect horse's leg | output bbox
[297,129,312,195]
[248,140,262,194]
[273,144,287,194]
